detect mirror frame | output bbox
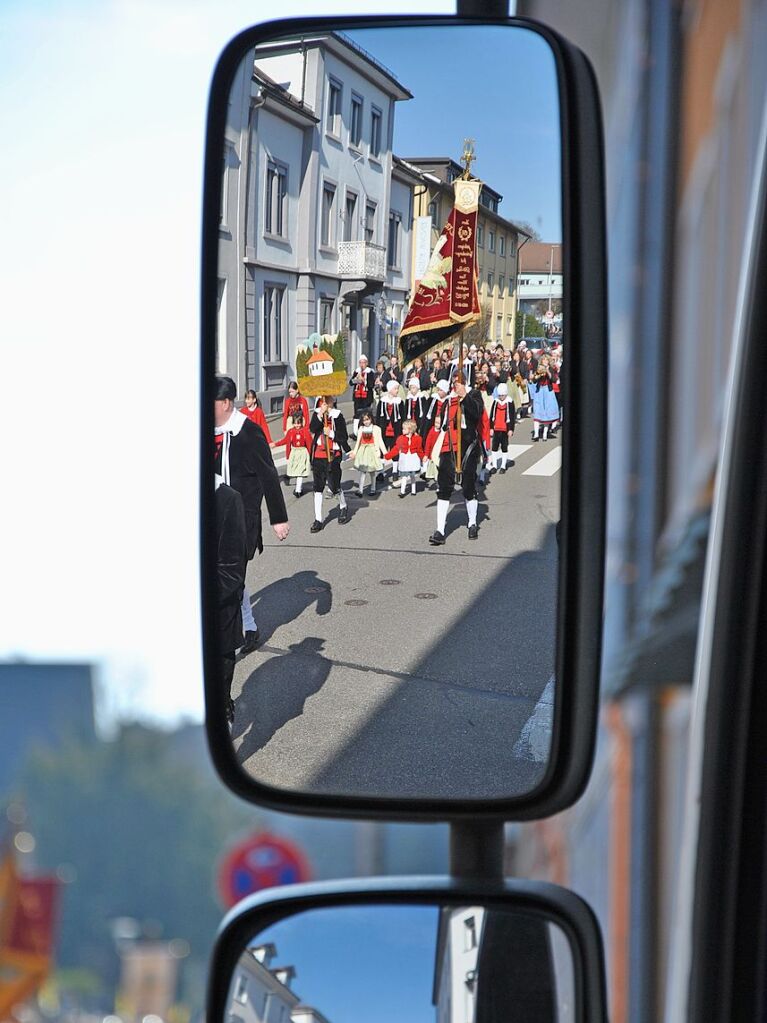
[206,876,608,1023]
[201,14,607,821]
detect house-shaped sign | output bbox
[306,343,334,377]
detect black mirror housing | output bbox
[200,14,607,822]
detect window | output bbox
[343,191,358,242]
[388,211,402,269]
[220,145,232,226]
[370,106,382,157]
[428,198,440,223]
[264,161,287,238]
[263,285,285,362]
[477,223,484,247]
[319,297,334,334]
[365,201,377,243]
[487,272,494,291]
[327,78,342,137]
[499,275,505,293]
[350,93,363,148]
[488,230,495,253]
[507,315,514,335]
[496,314,503,340]
[321,183,336,248]
[499,235,505,257]
[509,236,517,256]
[233,976,248,1004]
[464,916,478,951]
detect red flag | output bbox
[399,178,482,364]
[5,878,59,957]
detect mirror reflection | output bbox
[224,904,574,1023]
[213,25,563,801]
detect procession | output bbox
[212,155,562,792]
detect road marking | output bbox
[522,447,562,476]
[512,676,555,762]
[507,443,532,460]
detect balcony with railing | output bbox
[337,241,387,281]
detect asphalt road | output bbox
[230,412,561,802]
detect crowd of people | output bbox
[211,338,564,723]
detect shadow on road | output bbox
[234,636,331,755]
[249,569,332,645]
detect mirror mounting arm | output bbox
[449,820,504,880]
[455,0,509,16]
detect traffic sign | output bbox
[217,832,312,907]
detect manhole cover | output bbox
[379,579,401,586]
[304,586,330,593]
[415,592,438,600]
[344,599,369,607]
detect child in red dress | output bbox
[384,419,425,498]
[242,389,272,444]
[270,411,312,497]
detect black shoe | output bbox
[399,491,407,499]
[310,519,324,533]
[490,467,498,475]
[499,467,507,475]
[338,508,349,524]
[532,436,540,442]
[240,628,261,656]
[429,531,446,546]
[294,489,302,498]
[468,524,479,539]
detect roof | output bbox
[518,242,563,273]
[253,69,319,125]
[307,349,334,365]
[402,157,503,203]
[254,32,412,102]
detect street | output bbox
[231,415,560,802]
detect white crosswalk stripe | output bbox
[522,447,562,476]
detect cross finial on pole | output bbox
[461,138,476,179]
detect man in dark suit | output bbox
[214,375,289,657]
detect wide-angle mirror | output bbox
[202,16,606,816]
[222,903,575,1022]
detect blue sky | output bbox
[256,905,439,1023]
[347,25,562,240]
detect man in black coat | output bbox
[429,375,484,545]
[214,375,289,656]
[215,475,248,725]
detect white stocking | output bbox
[338,489,347,510]
[533,422,540,439]
[295,476,303,494]
[313,493,323,522]
[400,475,407,495]
[466,499,478,527]
[437,499,449,534]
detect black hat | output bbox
[215,375,237,401]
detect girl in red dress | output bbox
[281,380,310,436]
[241,389,272,444]
[271,411,312,497]
[384,419,425,498]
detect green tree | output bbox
[515,311,545,340]
[331,333,346,372]
[19,724,255,1011]
[295,346,309,378]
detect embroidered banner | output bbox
[399,179,481,364]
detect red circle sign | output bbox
[217,832,312,907]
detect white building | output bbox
[433,907,485,1023]
[227,942,332,1023]
[217,32,413,411]
[516,241,563,328]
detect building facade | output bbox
[517,241,563,331]
[512,0,767,1020]
[217,33,413,411]
[403,156,529,347]
[227,943,331,1023]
